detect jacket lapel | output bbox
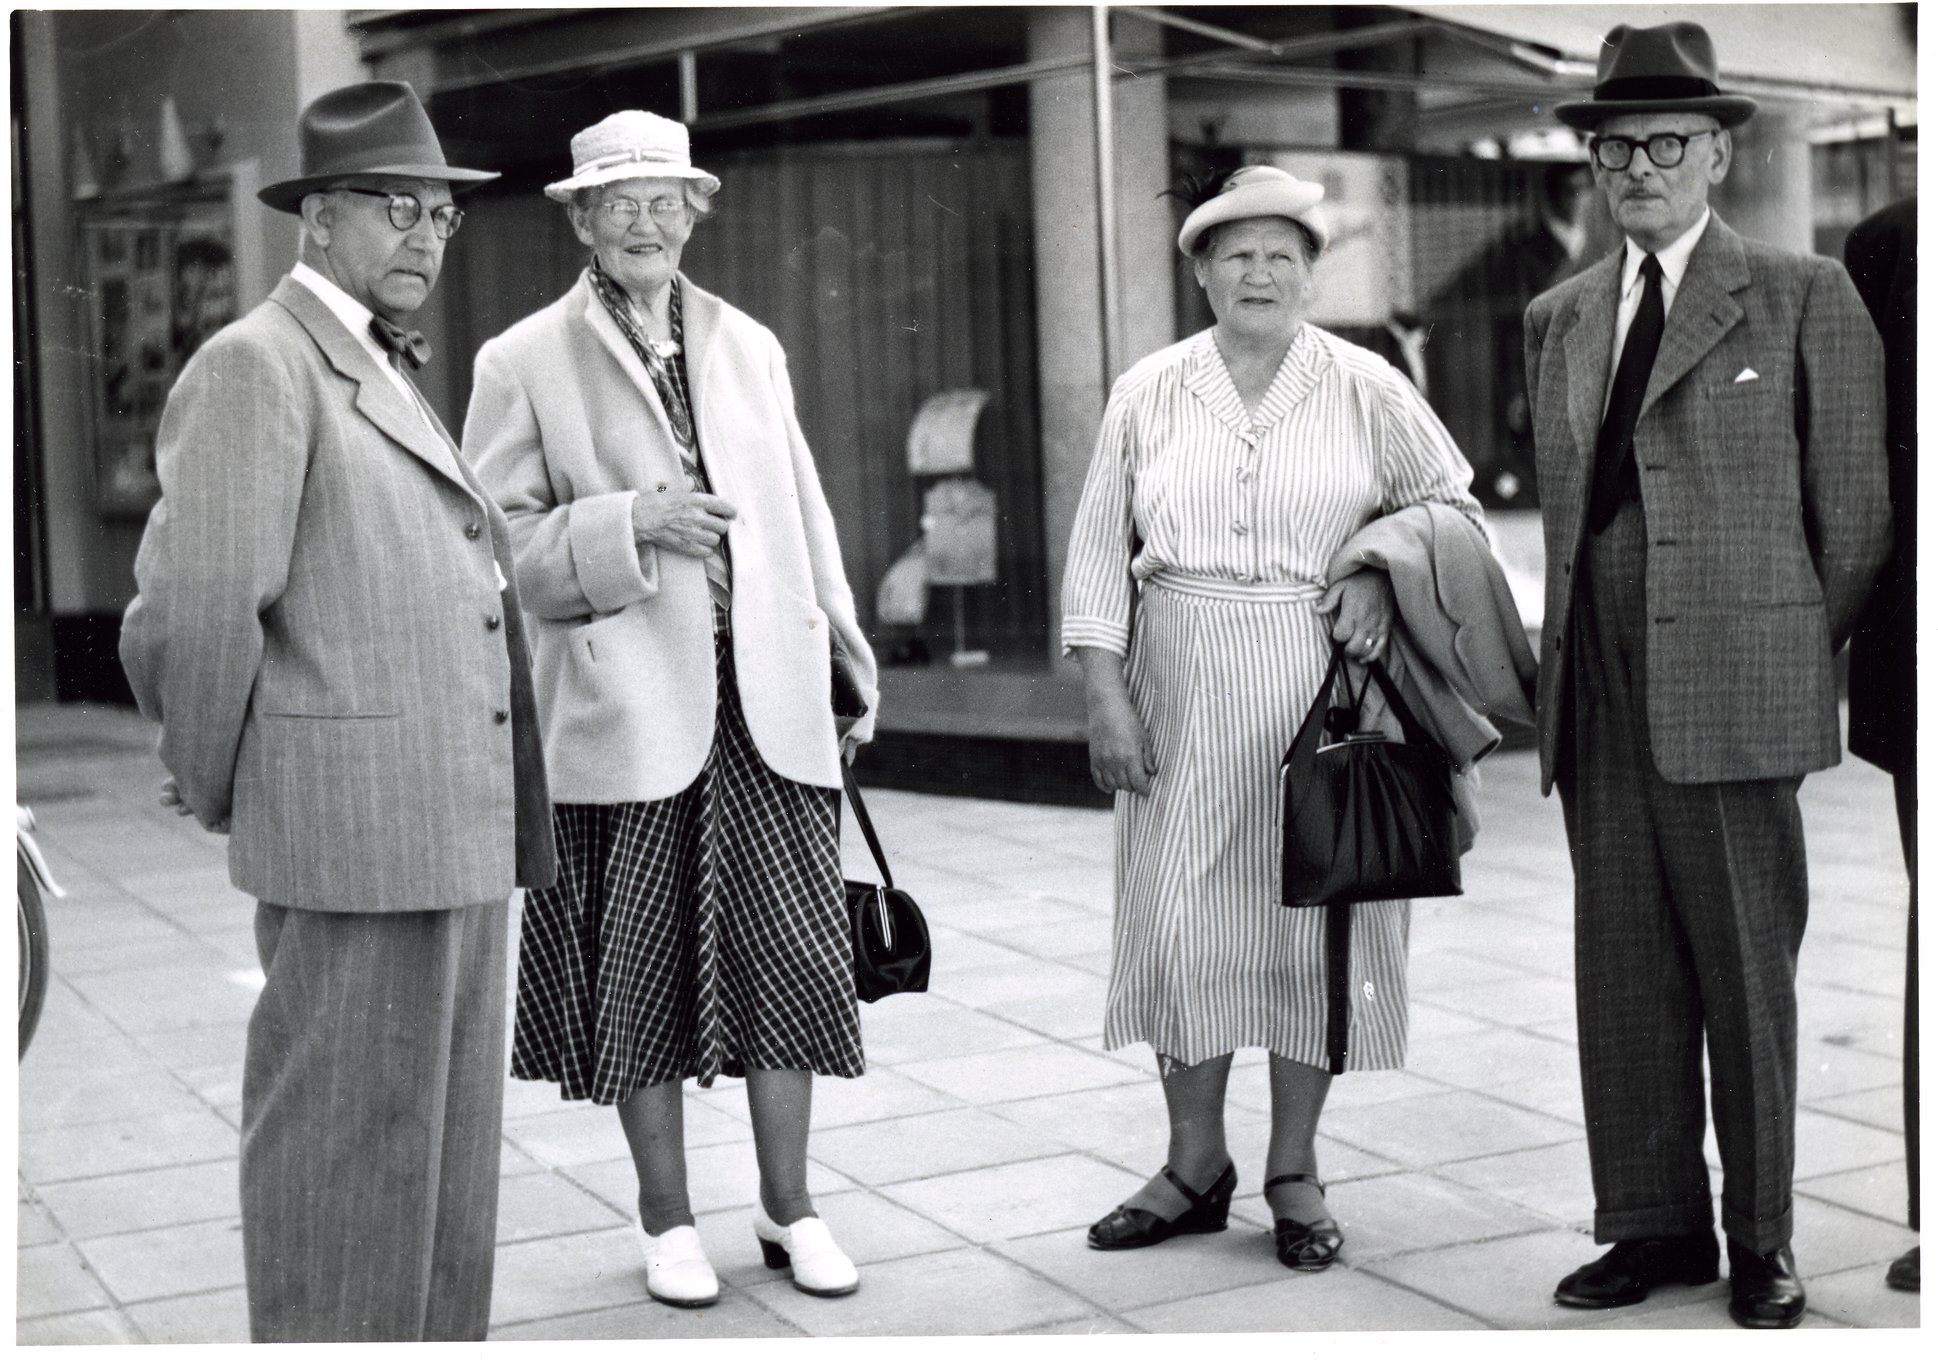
[1642,217,1749,416]
[271,277,473,493]
[577,270,680,450]
[1561,251,1622,470]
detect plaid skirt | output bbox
[511,621,862,1100]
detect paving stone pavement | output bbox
[13,702,1921,1340]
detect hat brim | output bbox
[258,163,500,214]
[544,162,722,203]
[1178,182,1329,256]
[1555,93,1758,131]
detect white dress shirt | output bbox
[1605,209,1710,410]
[290,261,423,415]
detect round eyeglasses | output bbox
[338,188,465,240]
[1587,130,1715,172]
[596,196,689,229]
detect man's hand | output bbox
[161,776,231,834]
[1321,569,1397,664]
[632,486,738,558]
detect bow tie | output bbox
[369,316,430,371]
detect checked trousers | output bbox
[1557,498,1808,1254]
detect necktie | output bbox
[1587,253,1664,533]
[368,315,431,371]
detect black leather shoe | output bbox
[1884,1245,1919,1293]
[1087,1163,1236,1251]
[1266,1172,1343,1272]
[1727,1240,1805,1329]
[1553,1233,1719,1308]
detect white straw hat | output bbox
[1177,165,1328,256]
[544,110,720,203]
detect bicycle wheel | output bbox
[19,854,49,1058]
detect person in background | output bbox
[464,110,877,1308]
[1842,193,1917,1295]
[1524,23,1889,1328]
[1062,165,1485,1274]
[119,81,554,1341]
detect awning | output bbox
[1405,3,1916,110]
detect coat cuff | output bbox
[569,491,658,613]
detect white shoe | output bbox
[753,1205,860,1297]
[635,1222,720,1307]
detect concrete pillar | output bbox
[1030,6,1172,668]
[1713,102,1814,254]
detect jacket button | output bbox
[465,522,482,540]
[485,614,502,632]
[493,709,509,724]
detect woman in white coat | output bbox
[464,111,877,1307]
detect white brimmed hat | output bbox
[1177,165,1328,256]
[543,110,720,203]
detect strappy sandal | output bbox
[1087,1162,1238,1251]
[1265,1172,1343,1271]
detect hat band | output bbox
[1593,74,1721,103]
[576,146,692,176]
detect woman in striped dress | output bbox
[464,112,875,1306]
[1063,167,1484,1271]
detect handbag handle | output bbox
[1349,646,1439,753]
[841,765,896,892]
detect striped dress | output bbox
[1061,325,1483,1070]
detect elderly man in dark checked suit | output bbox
[1522,23,1889,1329]
[120,81,555,1341]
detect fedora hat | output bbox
[1176,165,1329,256]
[1555,22,1757,131]
[258,81,498,214]
[544,111,720,203]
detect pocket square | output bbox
[1733,368,1759,383]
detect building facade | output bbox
[12,5,1916,799]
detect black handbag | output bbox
[1280,641,1462,909]
[841,766,931,1003]
[1280,642,1461,1076]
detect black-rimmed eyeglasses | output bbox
[1587,130,1716,172]
[338,187,465,239]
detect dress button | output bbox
[493,709,509,725]
[465,522,482,540]
[485,615,502,632]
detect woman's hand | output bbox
[1073,647,1156,796]
[1321,569,1396,664]
[632,486,738,558]
[1088,692,1156,795]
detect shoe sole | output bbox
[647,1289,720,1309]
[1728,1304,1804,1329]
[1087,1222,1228,1252]
[790,1279,861,1298]
[1554,1268,1720,1310]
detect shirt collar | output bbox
[291,260,377,338]
[1621,208,1710,297]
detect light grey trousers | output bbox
[240,897,509,1342]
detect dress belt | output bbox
[1144,571,1325,604]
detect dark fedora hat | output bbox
[258,81,498,214]
[1555,22,1758,131]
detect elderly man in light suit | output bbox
[120,82,555,1342]
[1523,24,1889,1329]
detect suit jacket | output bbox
[121,276,556,912]
[1842,196,1916,775]
[463,269,878,803]
[1524,215,1890,792]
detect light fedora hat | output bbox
[258,81,497,214]
[545,110,721,203]
[1177,165,1329,256]
[1555,22,1757,131]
